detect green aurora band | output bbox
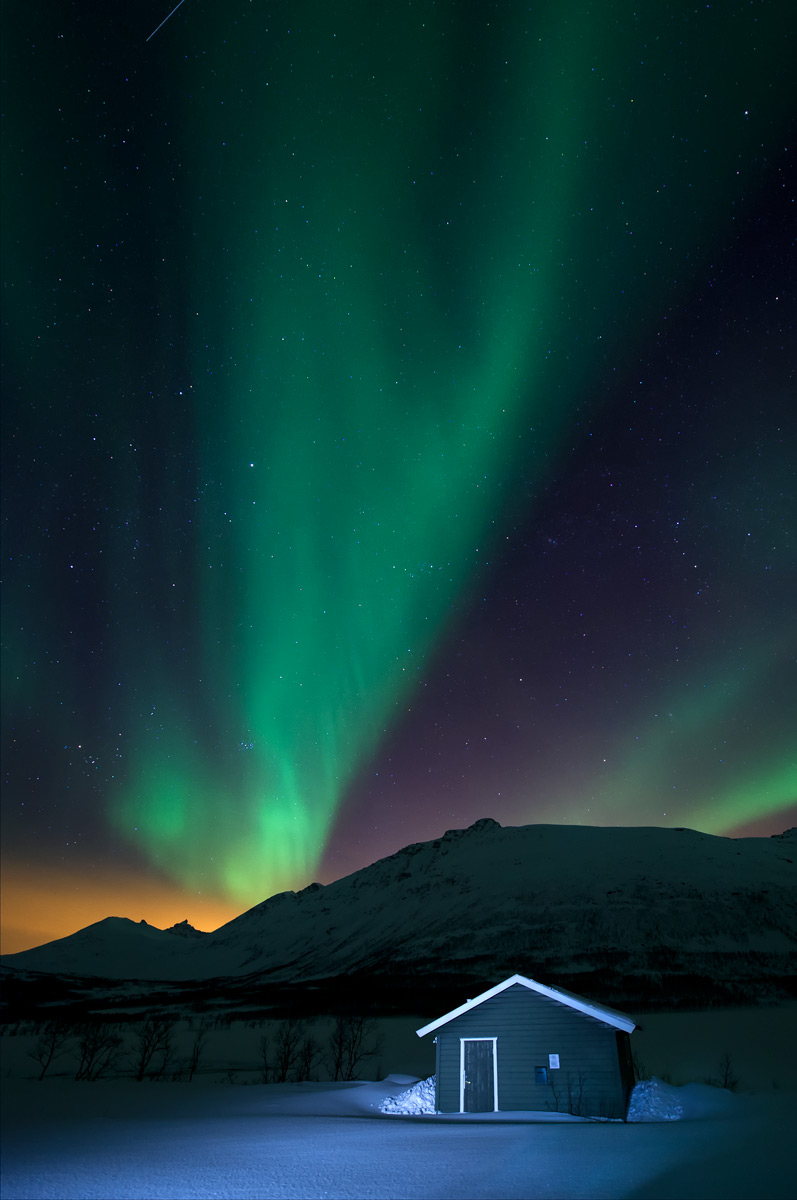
[3,2,793,908]
[113,3,792,901]
[556,639,797,834]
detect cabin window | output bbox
[534,1066,548,1085]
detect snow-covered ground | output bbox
[377,1072,742,1123]
[2,1074,794,1199]
[3,1007,795,1198]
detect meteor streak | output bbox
[146,0,189,43]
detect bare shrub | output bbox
[73,1023,122,1081]
[274,1018,306,1083]
[257,1030,271,1083]
[264,1020,322,1082]
[186,1023,208,1082]
[632,1052,649,1082]
[294,1032,322,1082]
[130,1018,175,1082]
[549,1069,588,1117]
[28,1021,73,1081]
[708,1052,740,1092]
[327,1016,383,1081]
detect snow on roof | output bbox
[416,973,636,1037]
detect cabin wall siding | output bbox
[435,984,628,1117]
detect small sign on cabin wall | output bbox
[548,1053,560,1069]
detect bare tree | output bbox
[274,1018,305,1083]
[709,1052,740,1092]
[73,1023,122,1081]
[294,1032,322,1082]
[28,1021,73,1081]
[150,1020,175,1080]
[185,1023,208,1082]
[327,1016,383,1081]
[257,1030,271,1083]
[130,1018,175,1082]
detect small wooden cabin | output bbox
[416,974,636,1118]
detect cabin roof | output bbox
[415,973,636,1037]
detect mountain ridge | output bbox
[3,821,795,1010]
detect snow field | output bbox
[3,1005,796,1197]
[1,1076,795,1199]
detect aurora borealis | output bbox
[2,1,795,953]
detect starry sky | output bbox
[2,0,795,954]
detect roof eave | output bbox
[416,974,636,1037]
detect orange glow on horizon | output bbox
[0,858,244,955]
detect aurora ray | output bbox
[1,0,794,942]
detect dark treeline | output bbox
[14,1013,383,1084]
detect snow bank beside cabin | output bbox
[379,1075,438,1114]
[627,1076,741,1121]
[627,1077,684,1121]
[379,1075,742,1121]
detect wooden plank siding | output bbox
[435,983,628,1117]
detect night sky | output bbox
[2,1,795,954]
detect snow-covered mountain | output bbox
[162,919,207,940]
[3,822,795,1007]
